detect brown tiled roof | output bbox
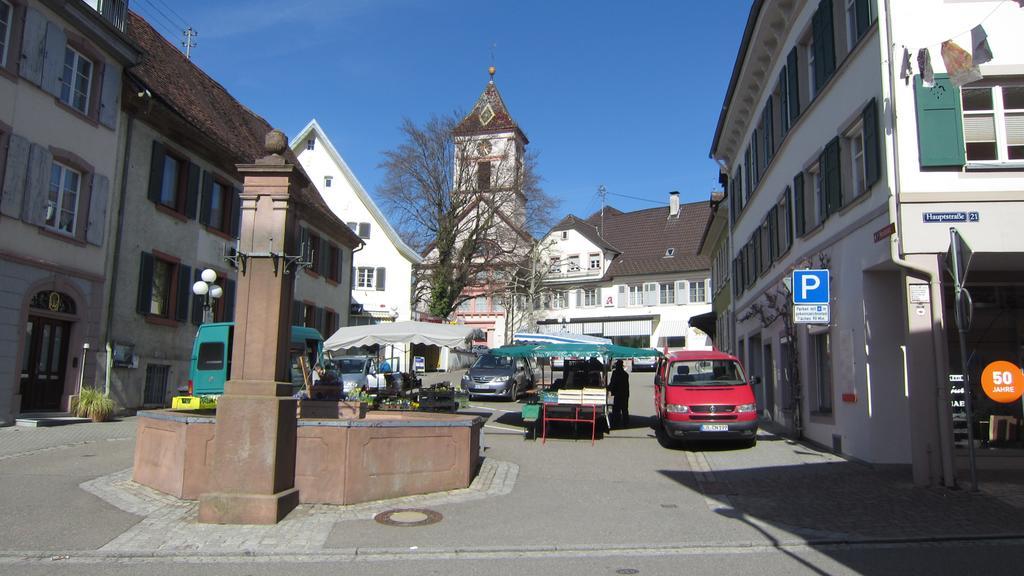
[453,81,528,143]
[577,201,712,279]
[551,215,620,254]
[125,12,359,248]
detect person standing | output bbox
[609,360,630,428]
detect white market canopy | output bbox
[323,321,477,351]
[512,332,612,345]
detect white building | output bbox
[291,120,421,363]
[711,0,1024,486]
[532,193,714,352]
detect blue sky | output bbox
[134,0,751,218]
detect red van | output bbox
[653,350,758,447]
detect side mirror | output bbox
[751,376,761,386]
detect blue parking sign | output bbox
[792,269,830,304]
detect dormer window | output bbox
[589,253,600,270]
[665,248,675,257]
[324,176,333,188]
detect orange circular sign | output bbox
[980,360,1024,404]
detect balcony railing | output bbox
[86,0,128,32]
[548,266,601,279]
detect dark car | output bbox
[460,354,533,401]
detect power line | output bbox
[137,0,182,34]
[605,191,664,205]
[132,5,179,42]
[147,0,190,28]
[139,0,188,30]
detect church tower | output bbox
[451,67,528,229]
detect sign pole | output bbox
[950,227,978,492]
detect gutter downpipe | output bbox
[103,111,135,399]
[881,0,955,488]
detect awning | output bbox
[512,332,612,345]
[323,321,475,351]
[688,311,716,340]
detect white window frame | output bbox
[356,267,375,289]
[689,279,707,304]
[659,282,675,305]
[306,138,315,151]
[567,255,580,272]
[845,0,858,51]
[583,288,598,307]
[588,253,600,270]
[549,257,561,274]
[628,284,643,306]
[963,80,1024,165]
[552,291,568,309]
[47,161,81,235]
[808,162,823,227]
[324,176,333,188]
[0,0,12,68]
[845,120,866,200]
[61,46,93,114]
[806,37,816,102]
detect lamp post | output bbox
[192,268,223,324]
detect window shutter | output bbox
[319,239,330,274]
[752,128,760,184]
[358,222,370,238]
[137,252,154,315]
[794,173,805,236]
[375,267,386,291]
[191,268,203,325]
[763,96,774,161]
[825,137,842,216]
[812,4,825,93]
[41,21,66,98]
[676,281,688,304]
[336,247,345,282]
[914,74,965,167]
[729,169,740,220]
[315,307,325,333]
[1,134,30,218]
[818,0,836,84]
[743,147,752,205]
[293,300,303,326]
[617,285,626,307]
[705,278,712,303]
[85,173,109,246]
[779,67,790,137]
[224,278,236,322]
[352,266,358,289]
[784,186,794,247]
[23,144,52,225]
[98,64,120,129]
[787,47,800,121]
[644,283,657,306]
[175,264,191,322]
[19,8,47,86]
[195,168,210,223]
[855,0,871,41]
[229,187,241,238]
[346,221,356,231]
[862,98,881,188]
[147,141,165,204]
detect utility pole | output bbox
[182,27,198,60]
[598,185,607,237]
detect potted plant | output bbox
[71,387,116,422]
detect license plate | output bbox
[700,424,729,432]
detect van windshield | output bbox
[335,358,368,374]
[667,360,745,386]
[473,355,512,369]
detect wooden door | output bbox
[20,316,71,411]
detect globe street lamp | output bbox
[192,268,223,324]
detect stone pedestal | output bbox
[197,384,298,524]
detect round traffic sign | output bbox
[980,360,1024,404]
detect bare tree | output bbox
[378,112,558,320]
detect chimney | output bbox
[669,191,680,217]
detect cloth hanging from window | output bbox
[917,48,935,87]
[970,25,993,65]
[941,40,982,86]
[899,47,913,80]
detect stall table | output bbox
[541,388,609,445]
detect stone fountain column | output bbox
[198,130,306,524]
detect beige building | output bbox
[0,0,135,423]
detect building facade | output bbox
[0,0,135,423]
[711,0,1024,485]
[531,193,714,352]
[291,119,420,363]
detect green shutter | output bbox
[137,251,154,315]
[794,173,805,237]
[914,74,966,167]
[863,98,881,187]
[191,268,203,325]
[855,0,870,41]
[824,137,842,216]
[224,279,236,322]
[787,47,800,120]
[197,169,212,224]
[175,265,192,322]
[779,67,790,137]
[820,0,836,83]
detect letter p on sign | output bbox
[792,269,830,304]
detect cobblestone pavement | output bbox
[77,458,517,555]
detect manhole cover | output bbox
[374,508,443,527]
[616,569,640,575]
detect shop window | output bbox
[813,331,833,413]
